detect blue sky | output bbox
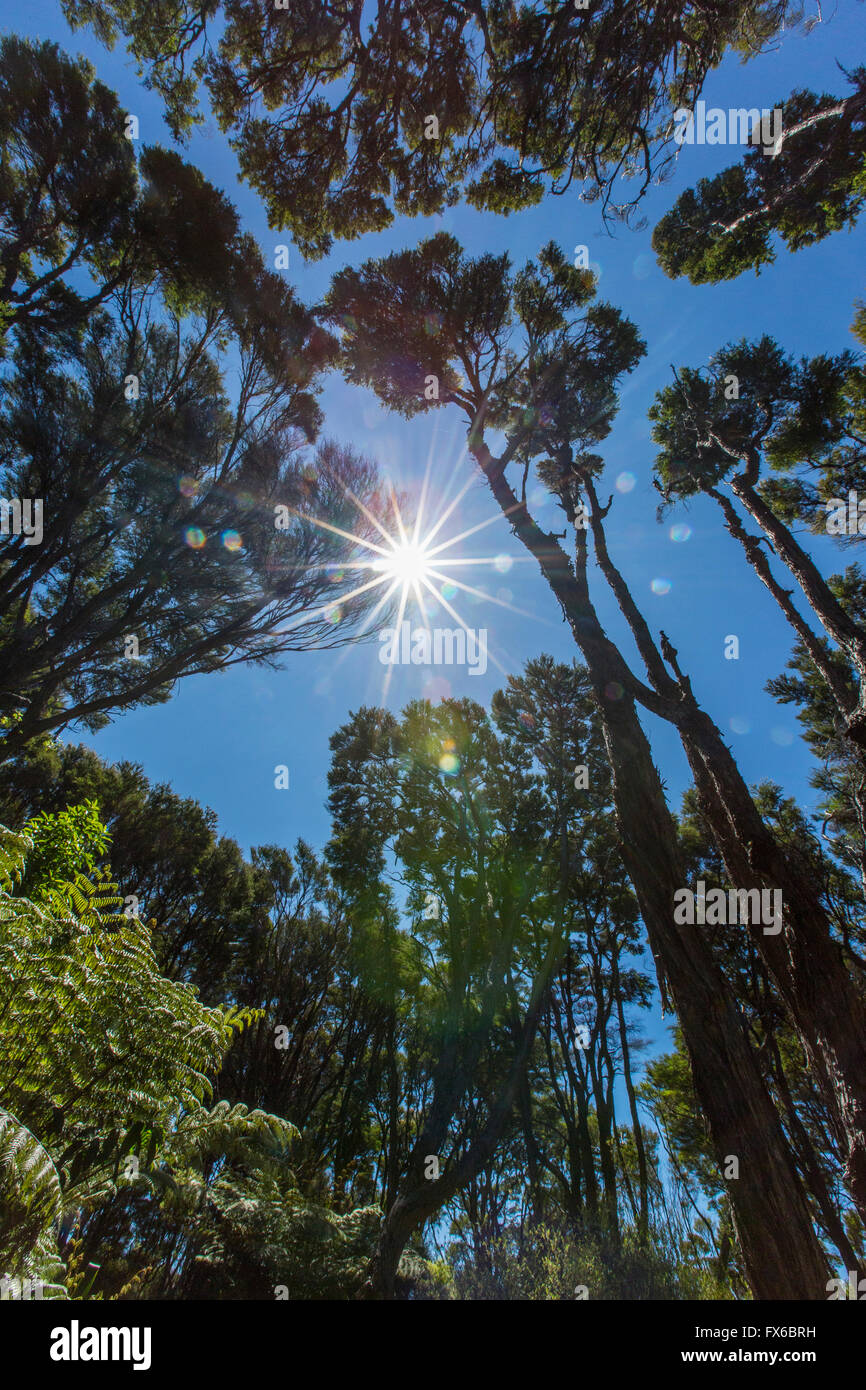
[5,1,866,1064]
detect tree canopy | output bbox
[652,70,866,282]
[0,39,393,764]
[61,0,796,256]
[3,0,866,1317]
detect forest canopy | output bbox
[61,0,800,255]
[1,1,865,1319]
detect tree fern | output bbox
[0,1107,66,1293]
[0,813,295,1294]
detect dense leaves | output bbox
[3,0,866,1307]
[0,41,394,764]
[61,0,797,256]
[653,72,866,283]
[0,812,298,1293]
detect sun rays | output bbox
[271,437,545,699]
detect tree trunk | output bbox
[613,952,650,1241]
[678,709,866,1220]
[596,685,829,1298]
[359,938,554,1298]
[731,469,866,749]
[470,445,830,1296]
[583,472,866,1223]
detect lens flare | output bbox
[270,466,540,702]
[372,540,433,586]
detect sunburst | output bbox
[371,538,432,587]
[271,444,545,696]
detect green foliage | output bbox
[0,811,297,1295]
[649,334,865,526]
[60,0,796,257]
[14,801,110,902]
[0,1108,65,1293]
[327,689,564,1031]
[185,1165,382,1299]
[1,666,844,1298]
[1,826,234,1143]
[0,741,276,1002]
[643,1033,721,1200]
[653,75,866,283]
[447,1220,729,1300]
[217,837,406,1206]
[0,0,858,1308]
[326,233,645,492]
[325,657,663,1291]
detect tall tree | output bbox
[674,782,866,1278]
[325,232,833,1296]
[216,839,409,1208]
[650,337,866,747]
[0,325,382,759]
[490,657,654,1242]
[0,40,394,765]
[574,460,866,1229]
[327,695,567,1295]
[324,664,659,1296]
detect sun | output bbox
[270,454,542,686]
[372,538,433,587]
